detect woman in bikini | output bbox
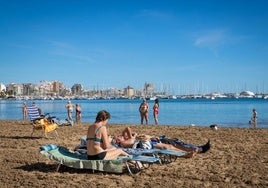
[86,110,129,160]
[153,98,159,125]
[75,104,82,124]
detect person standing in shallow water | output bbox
[139,99,149,125]
[153,98,159,125]
[22,102,27,120]
[250,108,257,128]
[75,104,82,124]
[66,101,74,121]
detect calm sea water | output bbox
[0,98,267,128]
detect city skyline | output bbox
[1,80,266,96]
[1,0,267,94]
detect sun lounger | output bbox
[77,136,186,164]
[40,144,160,175]
[123,148,185,164]
[153,149,185,163]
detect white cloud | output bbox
[194,29,228,48]
[48,40,95,63]
[49,40,76,51]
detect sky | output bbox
[0,0,267,94]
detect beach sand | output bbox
[0,120,267,187]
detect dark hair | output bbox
[95,110,111,123]
[155,98,159,107]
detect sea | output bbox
[0,98,267,128]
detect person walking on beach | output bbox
[66,101,74,121]
[22,102,27,120]
[75,104,82,124]
[153,98,159,125]
[139,99,149,125]
[250,108,257,128]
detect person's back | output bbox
[86,124,106,155]
[86,110,128,160]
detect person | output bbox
[65,101,74,121]
[250,108,257,128]
[86,110,129,160]
[112,127,137,148]
[22,102,27,120]
[139,99,149,125]
[75,104,82,124]
[153,98,159,125]
[113,127,210,158]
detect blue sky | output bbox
[0,0,267,94]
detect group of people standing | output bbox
[139,98,159,125]
[65,101,82,124]
[22,99,258,129]
[66,97,159,126]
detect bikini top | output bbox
[86,126,103,143]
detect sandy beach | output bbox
[0,120,267,187]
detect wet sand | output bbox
[0,120,267,187]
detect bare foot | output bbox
[183,148,199,158]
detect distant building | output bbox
[144,82,154,97]
[0,83,6,92]
[23,83,37,96]
[39,80,52,95]
[71,84,83,95]
[52,81,64,95]
[124,86,134,98]
[6,83,23,96]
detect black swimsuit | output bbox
[87,152,107,160]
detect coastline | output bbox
[1,98,268,128]
[0,120,267,187]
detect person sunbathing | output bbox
[112,127,137,148]
[113,127,211,158]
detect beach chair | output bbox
[27,106,58,138]
[40,144,160,175]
